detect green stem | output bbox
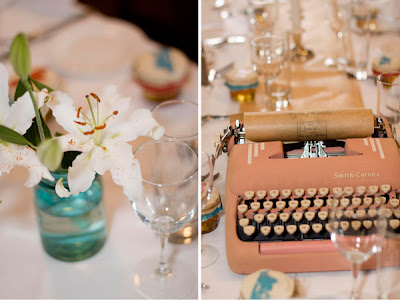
[22,79,45,142]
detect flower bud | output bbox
[10,33,31,80]
[37,138,63,172]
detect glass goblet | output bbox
[251,35,287,110]
[328,199,386,299]
[200,151,219,268]
[131,140,198,299]
[247,0,279,36]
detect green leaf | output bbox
[14,79,28,102]
[24,112,51,146]
[30,77,54,93]
[61,151,81,169]
[9,33,31,80]
[0,124,34,147]
[37,138,63,171]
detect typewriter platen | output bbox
[215,109,400,274]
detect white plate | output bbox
[49,15,148,79]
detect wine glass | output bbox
[251,35,287,110]
[131,140,198,299]
[328,198,386,299]
[247,0,279,36]
[200,151,219,268]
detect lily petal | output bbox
[0,64,10,122]
[67,151,96,195]
[3,89,49,134]
[55,178,71,198]
[0,143,54,187]
[57,134,93,153]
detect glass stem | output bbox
[376,251,384,299]
[264,77,273,110]
[350,262,361,299]
[158,233,171,276]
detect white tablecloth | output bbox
[201,0,400,299]
[0,2,198,299]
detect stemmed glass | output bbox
[328,199,386,299]
[131,140,198,299]
[247,0,279,36]
[200,151,219,268]
[251,36,287,110]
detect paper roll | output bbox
[241,109,374,142]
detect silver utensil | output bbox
[201,114,230,124]
[208,62,234,83]
[203,35,246,48]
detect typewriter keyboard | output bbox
[236,186,400,242]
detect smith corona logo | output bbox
[334,171,380,179]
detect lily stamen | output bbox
[101,111,118,125]
[95,123,106,130]
[85,95,97,126]
[77,107,82,118]
[74,121,87,126]
[84,129,95,135]
[90,93,101,103]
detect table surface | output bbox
[0,2,198,299]
[201,0,400,299]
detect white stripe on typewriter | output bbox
[260,143,265,150]
[254,143,259,157]
[369,138,376,152]
[248,144,253,165]
[363,138,368,146]
[375,139,385,159]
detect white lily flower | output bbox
[47,85,164,199]
[0,63,54,186]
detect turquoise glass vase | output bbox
[34,171,107,261]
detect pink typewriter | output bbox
[215,109,400,274]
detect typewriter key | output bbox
[368,185,379,195]
[319,188,329,197]
[276,200,286,210]
[238,204,248,214]
[288,200,299,209]
[267,213,278,223]
[340,198,350,207]
[260,226,271,236]
[374,197,384,206]
[385,208,393,218]
[326,198,339,207]
[344,210,354,219]
[269,190,279,199]
[307,188,317,197]
[263,201,273,211]
[343,187,354,196]
[336,211,343,219]
[294,188,305,197]
[254,214,265,223]
[390,198,399,208]
[256,190,267,199]
[305,211,315,221]
[312,223,323,234]
[286,225,297,235]
[279,212,290,222]
[244,191,255,200]
[250,202,261,211]
[318,211,328,221]
[381,184,391,194]
[301,199,311,209]
[352,197,362,207]
[364,197,373,207]
[299,224,310,234]
[332,187,343,197]
[239,218,250,227]
[293,212,303,222]
[274,225,285,236]
[351,221,362,231]
[373,220,386,229]
[389,219,400,230]
[340,221,350,231]
[368,208,377,218]
[281,189,291,198]
[356,209,366,219]
[356,186,367,195]
[325,223,331,232]
[314,199,324,208]
[394,209,400,219]
[363,220,373,229]
[244,225,256,236]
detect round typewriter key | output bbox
[299,224,310,234]
[294,188,305,197]
[381,184,391,194]
[269,190,279,199]
[238,204,248,214]
[254,213,265,223]
[373,219,386,229]
[389,219,400,230]
[368,185,379,195]
[336,211,343,219]
[274,225,285,235]
[244,191,255,200]
[250,202,261,211]
[314,199,324,209]
[340,221,350,231]
[305,211,315,221]
[312,223,323,234]
[356,186,367,195]
[263,201,273,211]
[343,186,354,196]
[256,190,267,199]
[288,200,299,209]
[239,218,250,227]
[352,197,362,207]
[332,187,343,197]
[281,189,291,198]
[356,209,366,219]
[279,212,290,222]
[286,225,297,235]
[301,199,311,209]
[351,221,362,231]
[325,223,331,232]
[363,197,373,207]
[385,208,393,219]
[267,213,277,223]
[340,198,350,207]
[327,198,339,207]
[332,221,339,229]
[344,210,354,219]
[390,198,400,208]
[363,220,373,229]
[368,208,377,218]
[318,211,328,221]
[276,200,286,210]
[394,209,400,219]
[244,225,256,236]
[293,212,303,222]
[374,197,384,206]
[307,188,317,197]
[319,188,329,197]
[260,226,271,236]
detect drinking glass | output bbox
[251,36,287,110]
[377,72,400,128]
[200,151,219,268]
[328,199,386,299]
[247,0,279,36]
[131,140,198,299]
